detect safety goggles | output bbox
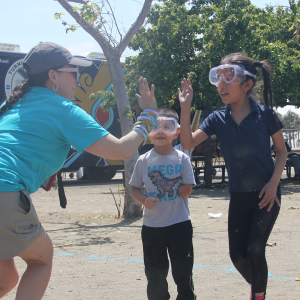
[209,64,256,86]
[56,66,79,81]
[149,117,180,135]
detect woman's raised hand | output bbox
[136,77,157,111]
[178,78,193,107]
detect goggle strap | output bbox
[244,70,256,79]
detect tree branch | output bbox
[57,0,153,57]
[67,0,89,4]
[106,0,123,41]
[57,0,112,53]
[118,0,153,55]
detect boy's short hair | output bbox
[157,107,179,122]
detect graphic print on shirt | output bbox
[148,170,181,199]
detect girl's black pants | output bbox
[228,186,281,297]
[141,220,196,300]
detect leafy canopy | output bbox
[125,0,300,109]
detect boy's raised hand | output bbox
[137,77,157,111]
[178,78,193,107]
[144,196,158,210]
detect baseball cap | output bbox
[23,42,92,76]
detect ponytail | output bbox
[252,60,273,109]
[0,82,31,117]
[0,71,50,117]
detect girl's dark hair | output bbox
[157,107,179,122]
[220,53,274,109]
[0,70,50,117]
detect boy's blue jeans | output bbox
[142,220,196,300]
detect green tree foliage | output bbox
[259,2,300,107]
[125,1,201,109]
[125,0,300,109]
[282,110,300,129]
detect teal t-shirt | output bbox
[0,86,109,194]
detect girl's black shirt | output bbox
[200,98,284,192]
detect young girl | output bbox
[178,53,287,300]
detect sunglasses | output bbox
[56,67,79,80]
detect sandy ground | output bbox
[3,172,300,300]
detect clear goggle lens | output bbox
[209,64,256,86]
[149,117,179,135]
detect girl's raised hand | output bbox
[137,77,157,111]
[258,181,280,212]
[178,78,193,107]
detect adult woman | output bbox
[0,42,157,299]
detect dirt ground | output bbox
[4,172,300,300]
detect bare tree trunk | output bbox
[203,103,212,188]
[105,53,142,217]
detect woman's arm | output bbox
[178,78,208,149]
[85,77,156,161]
[131,186,158,210]
[259,130,287,211]
[85,131,143,160]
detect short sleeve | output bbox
[267,109,284,136]
[181,154,196,185]
[199,112,216,137]
[129,157,144,188]
[56,104,109,153]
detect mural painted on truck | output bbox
[63,59,126,180]
[0,50,124,180]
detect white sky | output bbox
[276,105,300,116]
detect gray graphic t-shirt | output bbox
[129,149,195,227]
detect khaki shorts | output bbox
[0,191,44,260]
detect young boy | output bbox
[130,107,196,300]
